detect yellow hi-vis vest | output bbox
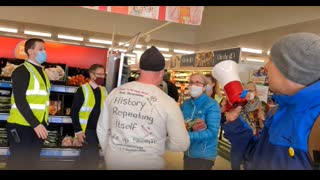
[8,61,51,126]
[78,83,107,133]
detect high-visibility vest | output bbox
[8,61,51,126]
[78,83,107,133]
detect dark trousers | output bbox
[184,155,215,170]
[6,123,44,170]
[75,129,100,170]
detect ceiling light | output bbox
[241,48,262,54]
[24,30,51,37]
[267,51,270,55]
[173,49,195,54]
[114,48,127,52]
[119,42,130,47]
[0,26,18,33]
[89,38,112,45]
[135,44,142,48]
[246,58,264,62]
[147,46,169,52]
[58,34,83,41]
[163,54,172,58]
[124,54,136,58]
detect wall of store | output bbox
[0,36,108,68]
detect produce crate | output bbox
[0,58,25,81]
[66,67,90,86]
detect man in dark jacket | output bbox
[163,71,179,102]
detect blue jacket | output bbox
[181,94,221,160]
[222,81,320,170]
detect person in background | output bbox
[243,82,266,135]
[71,64,108,170]
[205,74,223,105]
[181,73,221,170]
[97,46,189,170]
[6,38,50,170]
[221,32,320,170]
[163,71,179,102]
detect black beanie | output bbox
[139,46,165,71]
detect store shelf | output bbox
[0,113,72,124]
[0,147,103,157]
[0,81,78,94]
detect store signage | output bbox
[213,47,241,66]
[180,54,195,67]
[80,6,204,26]
[0,36,108,69]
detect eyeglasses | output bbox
[93,72,106,77]
[189,81,205,86]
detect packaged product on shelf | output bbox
[0,128,8,146]
[0,96,11,113]
[0,58,24,80]
[49,100,62,115]
[61,136,82,147]
[44,130,59,148]
[43,62,68,85]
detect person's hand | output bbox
[75,131,86,144]
[192,119,207,131]
[225,106,242,122]
[34,124,48,139]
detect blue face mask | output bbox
[36,51,47,64]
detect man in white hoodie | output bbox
[97,46,190,170]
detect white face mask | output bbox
[248,92,255,100]
[190,85,204,97]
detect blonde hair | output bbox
[190,73,208,86]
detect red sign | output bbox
[0,36,108,69]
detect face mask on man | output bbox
[190,85,204,97]
[95,77,105,86]
[36,51,47,64]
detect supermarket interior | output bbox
[0,6,319,170]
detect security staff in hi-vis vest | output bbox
[6,38,50,170]
[71,64,108,170]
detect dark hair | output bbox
[205,74,217,99]
[24,38,45,56]
[88,64,104,73]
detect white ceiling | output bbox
[0,6,320,48]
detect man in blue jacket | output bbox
[221,32,320,170]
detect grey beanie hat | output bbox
[270,32,320,86]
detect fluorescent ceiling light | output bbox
[147,46,169,52]
[267,51,270,55]
[84,44,106,49]
[133,50,143,54]
[163,54,172,58]
[241,48,262,54]
[173,49,195,54]
[114,48,127,52]
[89,38,112,45]
[246,58,264,62]
[24,30,51,37]
[0,26,18,33]
[124,54,136,58]
[58,34,83,41]
[119,42,130,47]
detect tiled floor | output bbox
[164,151,231,170]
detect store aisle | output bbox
[164,151,231,170]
